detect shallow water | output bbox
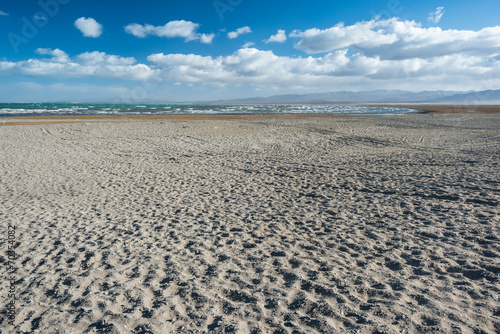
[0,103,421,117]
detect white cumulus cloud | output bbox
[74,17,103,38]
[242,42,255,48]
[228,26,252,39]
[125,20,215,44]
[290,20,398,53]
[3,12,500,95]
[35,48,70,63]
[147,53,218,68]
[76,51,136,66]
[199,33,216,44]
[290,18,500,61]
[0,10,9,16]
[1,49,153,80]
[144,45,500,91]
[428,7,445,24]
[2,45,499,92]
[265,30,287,43]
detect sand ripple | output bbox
[0,115,499,333]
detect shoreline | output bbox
[0,113,384,126]
[357,104,500,114]
[0,105,499,126]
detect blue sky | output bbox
[1,0,500,102]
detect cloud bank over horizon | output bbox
[2,14,500,100]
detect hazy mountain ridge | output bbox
[70,89,500,104]
[212,89,500,104]
[425,90,500,102]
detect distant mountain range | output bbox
[75,89,500,105]
[207,89,500,105]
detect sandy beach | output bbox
[1,114,499,333]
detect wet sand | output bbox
[0,114,499,333]
[0,114,366,127]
